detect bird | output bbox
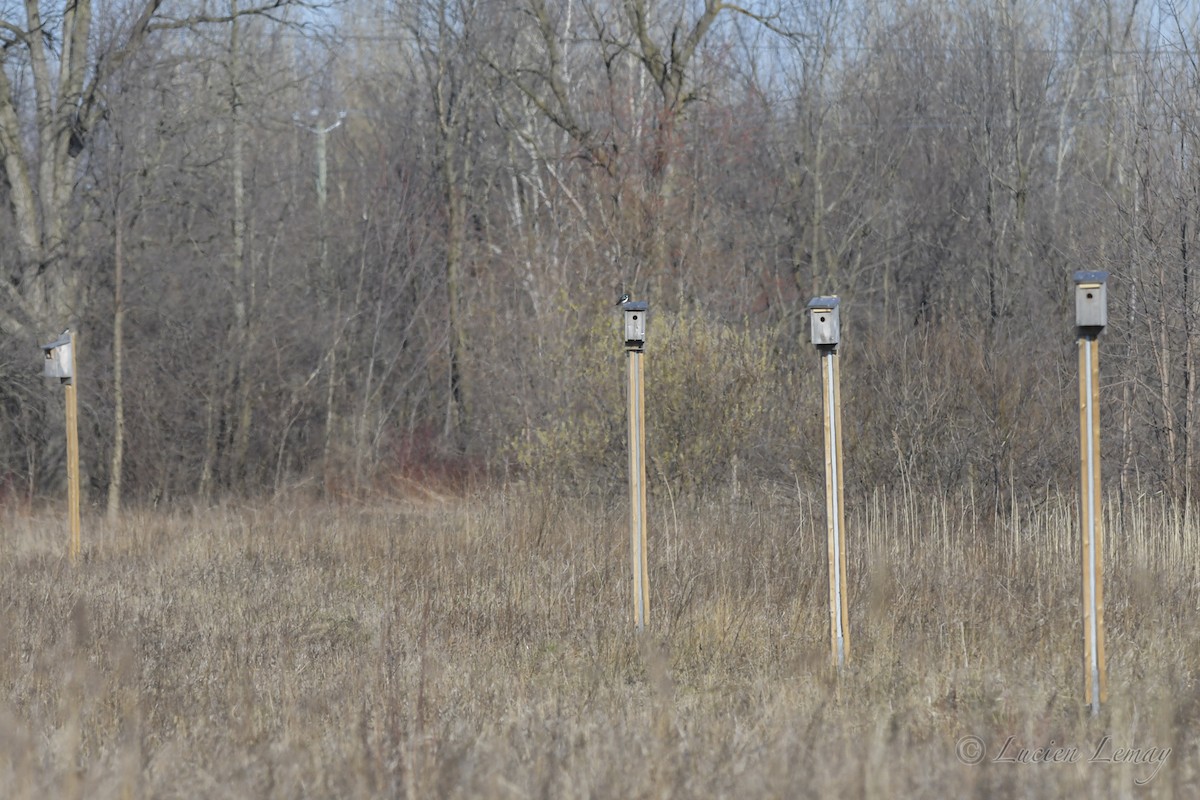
[616,292,631,306]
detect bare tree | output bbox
[0,1,317,339]
[483,0,798,298]
[402,0,489,446]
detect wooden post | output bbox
[623,300,649,630]
[66,344,81,563]
[808,297,849,669]
[42,329,81,563]
[820,346,850,667]
[628,348,648,629]
[1080,333,1106,713]
[1073,271,1108,714]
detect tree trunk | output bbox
[107,208,126,519]
[1184,185,1195,501]
[198,2,254,496]
[444,181,469,444]
[1158,256,1179,495]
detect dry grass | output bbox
[1,486,1197,798]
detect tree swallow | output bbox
[616,292,631,306]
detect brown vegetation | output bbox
[2,489,1196,797]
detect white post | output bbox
[822,347,848,667]
[1080,333,1105,714]
[808,297,850,669]
[41,329,81,563]
[623,300,649,630]
[1074,271,1108,714]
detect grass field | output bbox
[1,486,1197,798]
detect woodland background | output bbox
[0,0,1196,510]
[6,4,1200,795]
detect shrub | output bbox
[514,305,799,496]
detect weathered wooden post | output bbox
[622,299,650,631]
[808,297,849,668]
[1074,271,1108,715]
[42,330,81,563]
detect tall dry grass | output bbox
[1,486,1197,798]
